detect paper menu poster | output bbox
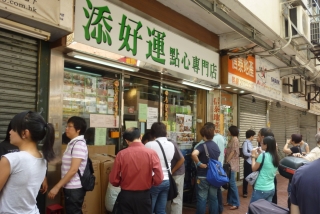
[176,114,185,132]
[85,76,96,95]
[90,114,119,128]
[125,121,138,129]
[94,128,106,145]
[138,103,148,122]
[184,115,192,133]
[147,107,158,129]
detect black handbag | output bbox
[156,140,178,201]
[222,163,231,190]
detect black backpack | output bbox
[71,141,95,191]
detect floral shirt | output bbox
[226,137,239,172]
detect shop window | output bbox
[123,76,160,135]
[161,85,196,146]
[63,61,120,146]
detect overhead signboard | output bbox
[0,0,60,25]
[74,0,219,84]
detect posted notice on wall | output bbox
[94,128,106,145]
[138,103,148,122]
[147,107,158,129]
[90,114,119,128]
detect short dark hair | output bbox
[150,122,167,138]
[123,127,140,142]
[141,131,153,144]
[200,124,215,140]
[259,128,274,137]
[67,116,87,135]
[291,134,302,144]
[228,125,239,137]
[204,122,214,129]
[246,130,256,138]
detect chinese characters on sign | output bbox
[228,55,256,83]
[76,0,219,83]
[213,97,220,134]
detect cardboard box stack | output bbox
[90,154,116,214]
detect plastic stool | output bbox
[46,204,63,214]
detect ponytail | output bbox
[11,111,56,162]
[42,123,55,162]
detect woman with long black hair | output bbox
[250,136,279,203]
[0,111,55,214]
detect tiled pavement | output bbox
[182,174,288,214]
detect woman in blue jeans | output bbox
[250,136,279,204]
[224,125,240,210]
[145,122,174,214]
[191,123,220,214]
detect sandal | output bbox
[230,206,239,210]
[223,203,232,206]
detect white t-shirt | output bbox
[0,151,46,214]
[145,137,174,180]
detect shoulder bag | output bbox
[245,153,265,186]
[156,140,178,201]
[239,141,250,160]
[203,144,229,188]
[71,140,95,191]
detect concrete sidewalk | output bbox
[182,174,289,214]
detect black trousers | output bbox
[114,189,152,214]
[242,160,252,195]
[63,188,86,214]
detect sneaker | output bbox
[243,194,248,198]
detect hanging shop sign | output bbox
[228,55,256,82]
[74,0,219,84]
[0,0,60,25]
[255,56,282,101]
[227,55,256,91]
[228,73,256,91]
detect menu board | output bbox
[63,71,116,115]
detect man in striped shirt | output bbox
[48,116,88,214]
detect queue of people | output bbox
[1,110,320,214]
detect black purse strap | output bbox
[156,140,170,172]
[71,140,85,178]
[257,153,265,171]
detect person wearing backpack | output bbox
[242,130,256,198]
[191,123,220,214]
[48,116,88,214]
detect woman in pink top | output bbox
[224,125,240,210]
[48,116,88,214]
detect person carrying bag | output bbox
[156,140,178,201]
[204,144,229,188]
[245,153,265,186]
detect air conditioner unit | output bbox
[285,6,311,42]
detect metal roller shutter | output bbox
[0,29,38,141]
[270,103,286,159]
[239,97,267,179]
[300,112,317,147]
[285,108,300,139]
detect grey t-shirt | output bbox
[170,140,185,176]
[0,151,47,214]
